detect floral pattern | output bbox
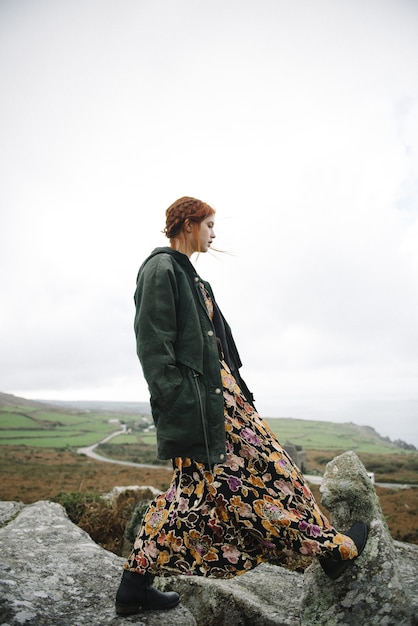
[125,362,357,578]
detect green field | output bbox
[264,418,407,455]
[0,392,415,456]
[107,433,139,444]
[0,400,123,448]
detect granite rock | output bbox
[1,450,417,626]
[0,500,193,626]
[301,450,418,625]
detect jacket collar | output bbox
[146,246,198,278]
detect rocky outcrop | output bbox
[301,450,417,625]
[282,441,307,473]
[1,451,417,625]
[0,500,193,626]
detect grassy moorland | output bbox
[0,393,144,447]
[265,417,415,455]
[0,445,417,552]
[1,392,415,454]
[1,392,417,552]
[1,391,418,484]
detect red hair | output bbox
[164,196,215,252]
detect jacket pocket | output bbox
[153,364,207,447]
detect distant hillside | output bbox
[265,417,416,454]
[47,399,152,415]
[0,392,151,416]
[0,391,416,453]
[0,392,63,411]
[0,392,148,448]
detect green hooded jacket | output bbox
[134,247,254,465]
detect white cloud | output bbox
[1,0,418,446]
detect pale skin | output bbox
[171,215,216,257]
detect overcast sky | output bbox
[1,0,418,447]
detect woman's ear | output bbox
[184,218,193,233]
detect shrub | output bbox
[51,491,104,524]
[52,491,125,554]
[124,499,151,544]
[52,488,156,556]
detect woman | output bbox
[115,197,368,616]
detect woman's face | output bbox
[197,215,216,253]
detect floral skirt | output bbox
[125,364,357,578]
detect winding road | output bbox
[77,427,414,488]
[77,425,170,470]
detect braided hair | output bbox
[164,196,215,251]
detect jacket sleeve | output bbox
[134,255,182,406]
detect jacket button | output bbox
[215,388,221,394]
[194,276,199,282]
[219,453,225,460]
[207,330,214,336]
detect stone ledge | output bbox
[1,451,417,625]
[0,501,194,626]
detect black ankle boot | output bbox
[319,521,369,580]
[115,570,180,616]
